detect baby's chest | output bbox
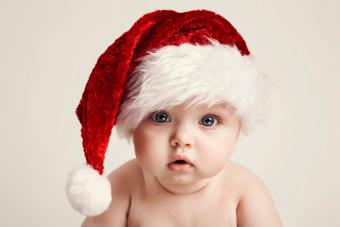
[126,194,237,227]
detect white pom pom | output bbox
[65,164,112,216]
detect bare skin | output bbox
[81,103,282,227]
[82,159,282,227]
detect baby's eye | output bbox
[151,111,171,123]
[200,115,218,127]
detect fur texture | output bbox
[65,164,112,216]
[116,39,272,140]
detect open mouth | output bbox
[168,159,193,171]
[173,160,189,164]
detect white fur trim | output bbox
[116,38,272,139]
[65,164,112,216]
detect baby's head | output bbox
[66,9,272,217]
[113,38,270,194]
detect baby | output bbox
[66,9,282,227]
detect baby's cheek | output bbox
[199,138,232,173]
[133,130,150,160]
[134,131,164,169]
[206,150,228,169]
[134,139,152,162]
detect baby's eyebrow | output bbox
[206,107,234,117]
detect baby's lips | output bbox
[169,155,193,165]
[168,162,193,171]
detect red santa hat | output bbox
[66,9,272,216]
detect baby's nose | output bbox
[169,125,194,148]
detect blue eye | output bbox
[151,111,171,123]
[201,115,217,127]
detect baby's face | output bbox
[132,102,241,193]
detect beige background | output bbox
[1,0,339,226]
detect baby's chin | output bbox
[156,174,214,195]
[166,173,197,185]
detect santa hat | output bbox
[66,9,272,216]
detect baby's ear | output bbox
[128,129,135,144]
[236,119,242,139]
[231,146,238,155]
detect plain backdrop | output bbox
[1,0,339,226]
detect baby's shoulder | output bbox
[107,159,142,191]
[227,162,261,182]
[81,160,140,227]
[224,162,268,198]
[227,162,283,226]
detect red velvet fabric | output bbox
[76,9,250,174]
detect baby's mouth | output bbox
[167,159,193,171]
[173,160,189,164]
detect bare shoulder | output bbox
[107,158,141,185]
[228,162,283,227]
[81,159,140,227]
[227,162,266,190]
